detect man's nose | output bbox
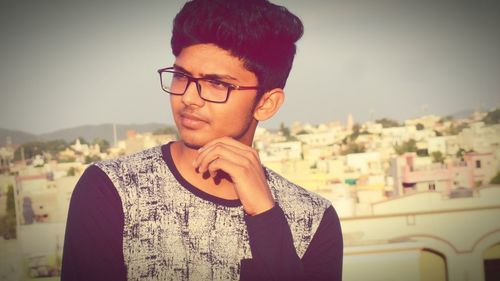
[181,80,205,106]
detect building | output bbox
[391,152,497,196]
[318,185,500,281]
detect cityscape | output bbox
[0,109,499,281]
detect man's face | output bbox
[170,43,260,149]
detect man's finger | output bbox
[196,144,250,175]
[200,137,259,159]
[194,142,255,172]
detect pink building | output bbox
[391,152,496,196]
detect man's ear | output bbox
[253,88,285,121]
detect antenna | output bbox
[113,123,117,146]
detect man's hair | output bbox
[171,0,303,93]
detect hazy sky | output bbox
[1,0,499,134]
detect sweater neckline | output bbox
[161,142,242,208]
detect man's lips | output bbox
[179,111,208,128]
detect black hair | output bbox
[171,0,303,93]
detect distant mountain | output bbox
[0,128,39,146]
[0,123,174,146]
[449,109,473,119]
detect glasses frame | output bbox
[157,67,260,103]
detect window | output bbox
[476,160,481,168]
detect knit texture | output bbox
[95,145,331,281]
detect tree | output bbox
[431,151,445,163]
[1,185,17,239]
[438,115,453,123]
[14,141,45,161]
[279,122,297,141]
[482,108,500,125]
[67,167,76,176]
[434,130,443,137]
[490,171,500,185]
[345,123,362,143]
[456,148,466,160]
[375,118,400,128]
[342,142,365,155]
[92,138,110,153]
[394,139,417,155]
[279,122,290,137]
[296,130,309,135]
[73,137,88,145]
[85,155,102,164]
[447,123,468,135]
[14,140,69,161]
[416,123,425,130]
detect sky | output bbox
[1,0,499,134]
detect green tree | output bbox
[14,140,69,161]
[67,167,76,176]
[434,130,443,137]
[375,118,400,128]
[447,123,468,135]
[482,108,500,125]
[342,142,365,155]
[490,171,500,185]
[279,122,297,141]
[279,122,290,137]
[456,148,466,160]
[431,151,445,163]
[14,141,43,161]
[344,123,362,143]
[84,155,102,164]
[44,139,68,156]
[438,115,453,123]
[394,139,417,155]
[73,137,88,145]
[1,185,17,239]
[92,138,110,153]
[296,130,309,135]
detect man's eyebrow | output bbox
[203,73,240,83]
[173,64,239,82]
[173,64,192,75]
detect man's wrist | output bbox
[244,201,275,216]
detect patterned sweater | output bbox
[61,142,343,281]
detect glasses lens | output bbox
[199,80,229,103]
[159,70,230,103]
[161,71,188,95]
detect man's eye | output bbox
[173,72,187,79]
[206,80,229,90]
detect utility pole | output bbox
[113,123,118,146]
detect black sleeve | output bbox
[60,165,127,281]
[302,206,343,280]
[242,204,343,281]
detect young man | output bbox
[61,0,343,280]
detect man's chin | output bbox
[179,135,210,150]
[182,141,203,150]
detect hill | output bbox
[0,123,172,146]
[0,128,39,146]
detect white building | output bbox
[259,141,302,162]
[318,185,500,281]
[457,122,500,154]
[346,152,382,174]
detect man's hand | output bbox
[192,137,275,216]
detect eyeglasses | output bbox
[157,67,260,103]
